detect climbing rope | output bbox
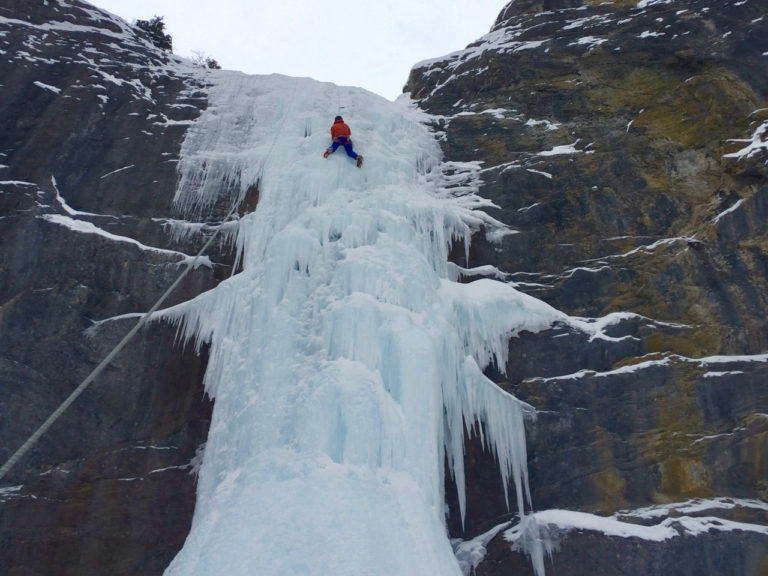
[0,200,239,482]
[334,85,346,189]
[0,76,302,483]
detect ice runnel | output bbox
[161,72,564,576]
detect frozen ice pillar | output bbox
[161,72,565,576]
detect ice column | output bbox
[161,71,563,576]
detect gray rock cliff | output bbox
[1,0,767,575]
[0,2,226,574]
[407,0,768,574]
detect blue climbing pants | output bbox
[330,137,359,159]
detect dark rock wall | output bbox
[409,0,768,574]
[0,2,225,574]
[410,0,768,354]
[2,0,767,575]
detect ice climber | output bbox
[323,115,363,168]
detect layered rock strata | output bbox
[408,1,768,573]
[0,2,226,574]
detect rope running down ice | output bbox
[0,200,238,482]
[0,78,301,482]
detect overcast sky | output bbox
[87,0,507,101]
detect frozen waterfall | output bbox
[159,71,566,576]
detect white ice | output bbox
[158,71,574,576]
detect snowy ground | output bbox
[156,71,570,576]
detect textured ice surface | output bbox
[160,71,565,576]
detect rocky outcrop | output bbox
[0,2,226,574]
[408,0,768,573]
[2,0,767,575]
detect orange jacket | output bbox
[331,118,351,140]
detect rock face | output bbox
[408,0,768,574]
[2,1,768,575]
[0,2,226,574]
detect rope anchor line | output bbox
[0,200,239,483]
[0,76,300,483]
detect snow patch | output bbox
[639,30,666,38]
[570,36,608,48]
[33,80,61,94]
[724,120,768,161]
[527,168,553,179]
[41,214,207,265]
[637,0,673,8]
[100,165,135,179]
[536,140,585,156]
[0,485,23,502]
[525,118,561,131]
[703,370,745,378]
[713,198,744,223]
[507,509,677,543]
